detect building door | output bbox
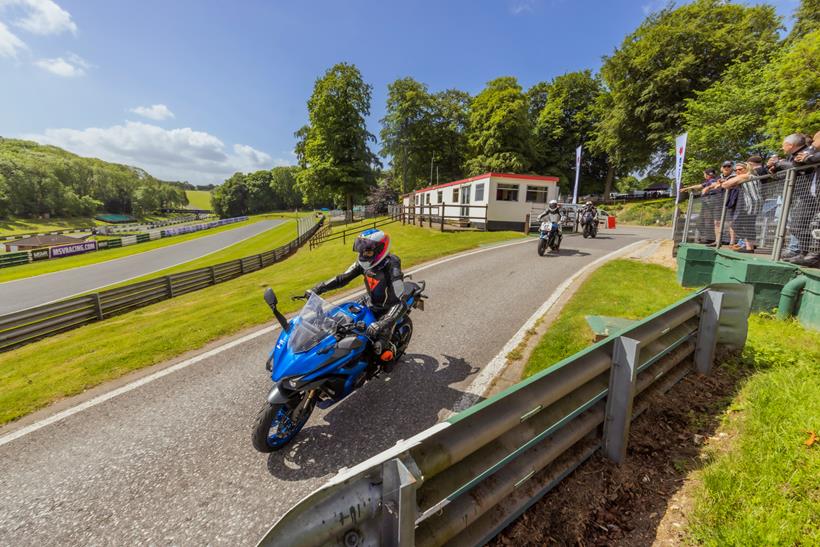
[460,185,471,218]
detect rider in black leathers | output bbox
[309,229,407,359]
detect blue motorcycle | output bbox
[252,282,427,452]
[537,221,562,256]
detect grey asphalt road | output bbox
[0,220,284,315]
[0,226,669,546]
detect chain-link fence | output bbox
[674,165,819,263]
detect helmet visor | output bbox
[353,238,383,262]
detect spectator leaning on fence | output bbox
[717,160,739,246]
[719,162,756,253]
[694,168,719,244]
[778,130,819,267]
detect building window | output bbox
[452,187,459,202]
[426,193,431,204]
[526,185,549,203]
[474,183,485,201]
[415,195,420,205]
[496,183,519,202]
[437,190,443,203]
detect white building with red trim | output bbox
[401,172,560,231]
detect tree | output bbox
[366,180,399,214]
[682,44,778,184]
[269,166,303,209]
[788,0,820,40]
[379,77,435,193]
[211,172,249,217]
[764,29,820,142]
[533,70,608,194]
[295,63,378,214]
[429,89,471,185]
[594,0,781,173]
[465,77,532,176]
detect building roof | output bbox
[643,181,671,191]
[6,234,86,247]
[408,172,560,196]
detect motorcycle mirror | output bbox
[263,288,278,311]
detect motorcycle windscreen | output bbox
[288,293,347,353]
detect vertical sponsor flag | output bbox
[573,145,583,205]
[674,133,688,200]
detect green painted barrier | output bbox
[797,268,820,330]
[0,251,30,268]
[136,233,150,243]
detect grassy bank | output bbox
[0,216,99,236]
[104,219,299,288]
[602,198,676,227]
[689,314,820,545]
[0,224,523,425]
[0,213,289,283]
[523,258,690,377]
[185,190,212,210]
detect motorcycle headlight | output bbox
[283,376,302,389]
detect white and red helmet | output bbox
[353,229,390,271]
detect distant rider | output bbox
[580,200,598,225]
[538,199,565,232]
[308,229,407,361]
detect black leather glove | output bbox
[366,321,383,339]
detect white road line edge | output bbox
[451,239,650,413]
[0,235,533,447]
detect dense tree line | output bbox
[211,166,304,217]
[0,138,188,219]
[282,0,816,205]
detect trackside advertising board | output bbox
[30,249,50,261]
[48,241,98,259]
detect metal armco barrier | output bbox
[0,217,322,352]
[258,283,753,547]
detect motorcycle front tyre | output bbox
[537,238,547,256]
[251,397,314,453]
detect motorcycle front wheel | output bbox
[251,395,315,452]
[537,238,547,256]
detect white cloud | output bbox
[130,104,175,121]
[34,52,88,76]
[3,0,76,35]
[508,0,537,15]
[0,19,26,57]
[25,121,275,184]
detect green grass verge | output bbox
[0,213,289,283]
[0,224,523,425]
[0,216,100,236]
[689,314,820,545]
[602,198,676,227]
[523,259,691,378]
[185,190,212,210]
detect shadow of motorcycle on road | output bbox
[266,352,480,480]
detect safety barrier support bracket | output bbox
[603,336,640,464]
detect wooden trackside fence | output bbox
[0,217,323,353]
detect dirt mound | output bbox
[491,362,743,546]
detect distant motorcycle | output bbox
[537,221,562,256]
[580,210,598,239]
[251,283,426,452]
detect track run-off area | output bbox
[0,220,284,315]
[0,226,668,545]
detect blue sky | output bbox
[0,0,799,184]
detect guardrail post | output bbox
[165,275,174,298]
[771,169,796,261]
[523,213,530,234]
[694,290,723,375]
[440,205,445,232]
[380,458,417,546]
[258,254,264,269]
[93,293,104,320]
[603,336,640,464]
[210,266,216,285]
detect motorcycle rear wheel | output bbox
[391,316,413,361]
[251,396,314,452]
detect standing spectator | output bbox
[785,130,820,267]
[768,133,809,174]
[717,160,738,246]
[720,162,756,252]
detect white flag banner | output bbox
[674,133,688,197]
[573,145,583,204]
